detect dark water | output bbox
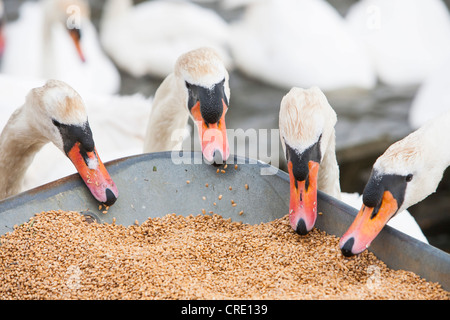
[3,0,450,253]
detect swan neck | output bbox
[318,128,341,199]
[143,74,189,153]
[0,108,46,200]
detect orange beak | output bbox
[69,29,86,63]
[191,100,229,164]
[288,160,320,235]
[67,142,118,205]
[340,191,398,256]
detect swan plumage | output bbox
[346,0,450,87]
[230,0,376,92]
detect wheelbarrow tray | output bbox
[0,152,448,291]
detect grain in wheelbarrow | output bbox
[0,210,448,300]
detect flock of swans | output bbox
[0,0,449,257]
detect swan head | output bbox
[175,47,230,164]
[279,87,337,235]
[339,130,443,256]
[25,79,118,206]
[43,0,90,62]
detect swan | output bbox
[229,0,376,92]
[0,73,152,191]
[0,79,119,206]
[1,0,121,95]
[100,0,233,79]
[143,46,230,164]
[340,110,450,256]
[345,0,450,87]
[278,86,427,242]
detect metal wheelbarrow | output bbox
[0,152,448,291]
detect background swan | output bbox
[345,0,450,87]
[340,110,450,256]
[279,86,427,242]
[100,0,233,79]
[229,0,376,92]
[1,0,121,95]
[0,79,118,205]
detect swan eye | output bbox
[52,119,61,127]
[406,174,413,182]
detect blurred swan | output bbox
[229,0,376,92]
[100,0,233,79]
[409,58,450,130]
[1,0,121,95]
[346,0,450,87]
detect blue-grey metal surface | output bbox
[0,152,448,291]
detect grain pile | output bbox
[0,210,448,300]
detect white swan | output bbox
[0,74,151,191]
[278,86,427,242]
[340,110,450,256]
[229,0,376,92]
[100,0,232,79]
[143,46,231,164]
[1,0,121,95]
[0,47,230,192]
[346,0,450,87]
[0,79,119,205]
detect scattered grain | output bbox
[186,180,190,184]
[221,170,226,174]
[234,164,238,170]
[218,195,223,200]
[245,184,249,190]
[0,210,447,300]
[239,211,244,216]
[224,164,228,169]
